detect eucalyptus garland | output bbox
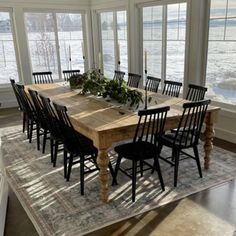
[69,69,143,108]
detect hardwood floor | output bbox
[1,108,236,236]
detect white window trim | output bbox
[0,8,22,87]
[23,9,87,81]
[204,0,236,111]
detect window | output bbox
[25,11,85,81]
[206,0,236,105]
[0,11,19,84]
[99,10,128,79]
[143,3,187,86]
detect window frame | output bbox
[138,0,190,91]
[0,8,22,87]
[23,8,88,81]
[204,0,236,110]
[94,7,129,77]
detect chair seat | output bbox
[160,132,197,149]
[65,133,97,156]
[114,141,159,160]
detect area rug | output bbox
[1,125,236,236]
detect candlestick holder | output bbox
[118,61,121,71]
[144,69,148,110]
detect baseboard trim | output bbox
[215,128,236,144]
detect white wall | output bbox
[0,0,235,143]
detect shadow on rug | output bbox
[1,126,236,236]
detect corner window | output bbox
[206,0,236,105]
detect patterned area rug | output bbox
[1,125,236,236]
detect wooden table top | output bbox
[26,83,220,149]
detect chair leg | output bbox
[63,149,67,178]
[42,130,47,154]
[36,123,40,151]
[53,141,59,167]
[140,160,143,177]
[50,138,54,163]
[152,143,163,174]
[27,119,30,139]
[29,120,33,143]
[132,160,137,202]
[112,154,122,186]
[80,156,84,195]
[174,149,180,187]
[154,155,165,191]
[22,112,26,133]
[67,153,73,181]
[193,146,202,178]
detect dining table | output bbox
[26,82,220,203]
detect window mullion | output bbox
[162,5,167,87]
[113,11,118,71]
[223,0,229,40]
[53,13,62,80]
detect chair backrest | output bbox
[32,71,53,84]
[15,84,36,119]
[173,99,211,147]
[133,106,170,145]
[113,70,125,81]
[186,84,207,101]
[10,79,24,111]
[63,70,80,81]
[28,89,48,128]
[127,73,141,88]
[145,76,161,93]
[39,94,61,137]
[53,102,83,151]
[162,80,182,97]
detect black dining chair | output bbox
[145,76,161,93]
[15,84,39,146]
[113,70,125,81]
[52,102,115,195]
[162,80,182,97]
[157,99,211,187]
[112,106,170,202]
[39,95,64,170]
[28,89,50,153]
[62,69,80,81]
[127,73,141,88]
[10,79,27,133]
[32,71,53,84]
[186,84,208,101]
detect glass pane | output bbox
[225,19,236,40]
[143,6,162,41]
[166,41,185,82]
[209,19,226,40]
[143,41,162,78]
[206,41,236,105]
[0,12,19,84]
[57,13,84,73]
[117,11,128,77]
[227,0,236,17]
[210,0,227,19]
[100,12,115,78]
[25,13,58,80]
[166,3,186,84]
[143,6,162,79]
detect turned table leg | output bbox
[203,113,215,169]
[97,149,109,202]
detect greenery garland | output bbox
[69,69,143,108]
